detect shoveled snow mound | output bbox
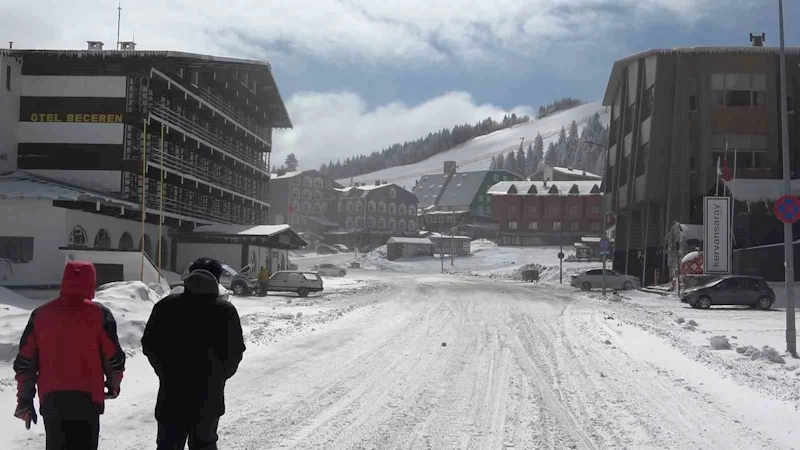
[93,281,164,352]
[736,345,786,364]
[709,335,731,350]
[0,287,33,307]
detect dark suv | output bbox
[681,275,775,310]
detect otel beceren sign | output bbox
[703,196,731,275]
[28,113,124,123]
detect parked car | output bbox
[314,263,347,277]
[182,263,257,296]
[333,244,350,253]
[681,275,775,310]
[317,244,338,255]
[571,269,640,291]
[268,271,324,297]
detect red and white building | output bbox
[488,180,604,246]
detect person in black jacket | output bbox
[142,258,246,450]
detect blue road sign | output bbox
[775,195,800,224]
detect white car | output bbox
[570,269,640,291]
[314,263,347,277]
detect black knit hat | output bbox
[188,257,223,281]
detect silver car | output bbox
[571,269,640,291]
[313,263,347,277]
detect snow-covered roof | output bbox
[423,232,471,240]
[272,171,303,179]
[550,166,602,180]
[387,237,433,245]
[724,178,800,202]
[581,236,602,243]
[422,210,471,215]
[192,224,291,236]
[487,180,602,196]
[0,171,135,207]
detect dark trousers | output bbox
[157,417,220,450]
[44,414,100,450]
[259,280,268,296]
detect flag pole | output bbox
[140,118,148,281]
[715,156,720,196]
[157,123,165,281]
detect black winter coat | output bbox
[141,270,246,423]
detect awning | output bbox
[176,224,307,249]
[724,178,800,202]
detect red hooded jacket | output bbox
[13,261,126,418]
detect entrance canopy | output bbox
[176,224,307,249]
[724,178,800,202]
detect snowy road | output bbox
[3,274,800,449]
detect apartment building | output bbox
[269,169,343,233]
[602,43,800,280]
[488,180,603,246]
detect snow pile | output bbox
[709,335,731,350]
[94,281,161,352]
[0,286,34,307]
[736,345,786,364]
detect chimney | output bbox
[443,161,457,174]
[87,41,104,51]
[119,41,136,51]
[375,180,380,186]
[8,41,12,49]
[750,33,765,47]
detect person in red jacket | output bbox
[13,260,125,450]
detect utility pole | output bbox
[116,3,122,50]
[779,0,797,357]
[560,194,564,284]
[451,209,455,266]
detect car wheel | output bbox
[339,270,346,277]
[623,281,634,291]
[757,296,773,310]
[696,296,712,309]
[298,288,309,298]
[581,282,592,291]
[232,283,247,296]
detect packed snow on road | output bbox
[2,243,800,449]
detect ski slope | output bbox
[338,101,609,190]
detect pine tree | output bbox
[533,133,544,170]
[490,156,497,170]
[525,143,535,176]
[285,153,299,171]
[319,163,328,174]
[545,142,557,166]
[516,140,526,175]
[496,153,505,170]
[506,150,517,173]
[568,120,579,141]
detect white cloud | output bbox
[272,91,533,170]
[1,0,734,65]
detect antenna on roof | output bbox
[116,2,122,50]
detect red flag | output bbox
[288,203,295,214]
[722,153,732,182]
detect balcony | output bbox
[195,85,271,142]
[144,191,254,225]
[150,104,268,172]
[145,147,262,201]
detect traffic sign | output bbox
[599,238,611,255]
[557,252,565,260]
[774,195,800,224]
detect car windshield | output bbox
[221,264,238,276]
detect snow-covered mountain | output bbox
[337,101,609,190]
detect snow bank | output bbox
[94,281,162,352]
[709,335,731,350]
[737,345,786,364]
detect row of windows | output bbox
[291,188,325,201]
[344,217,416,231]
[291,177,328,188]
[289,200,325,215]
[66,227,168,264]
[343,201,415,215]
[507,221,601,231]
[505,204,601,214]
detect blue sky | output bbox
[3,0,799,167]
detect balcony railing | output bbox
[144,191,240,225]
[144,146,261,200]
[195,85,271,142]
[150,104,268,172]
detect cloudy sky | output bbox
[3,0,798,169]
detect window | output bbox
[70,226,88,246]
[314,178,323,188]
[567,205,579,215]
[688,77,698,111]
[389,203,396,214]
[368,201,376,212]
[389,219,396,229]
[590,205,600,214]
[399,204,407,215]
[378,202,386,213]
[494,175,499,182]
[507,205,517,213]
[641,86,654,121]
[355,217,363,227]
[399,219,407,230]
[570,222,580,231]
[508,221,518,230]
[303,189,312,200]
[5,65,10,91]
[367,217,376,228]
[528,221,538,230]
[390,188,396,198]
[291,178,301,185]
[356,201,363,212]
[712,134,769,170]
[302,202,311,213]
[314,191,323,201]
[711,73,766,107]
[0,237,34,263]
[291,189,301,199]
[553,221,562,231]
[619,156,630,184]
[636,142,649,176]
[191,70,199,86]
[409,206,415,216]
[346,201,353,212]
[526,205,537,213]
[119,232,134,250]
[378,218,386,228]
[94,229,111,248]
[547,205,558,214]
[303,177,312,187]
[591,222,601,231]
[346,217,353,227]
[408,220,416,231]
